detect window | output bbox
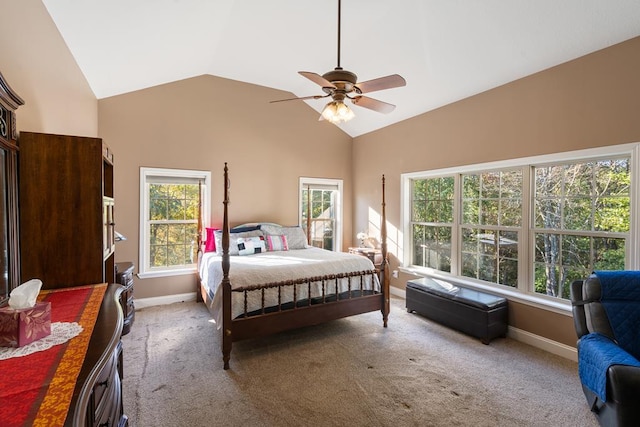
[403,143,639,303]
[299,178,343,251]
[139,168,211,278]
[532,159,630,298]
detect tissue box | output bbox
[0,301,51,347]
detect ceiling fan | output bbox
[271,0,406,124]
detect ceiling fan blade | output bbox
[299,71,337,89]
[355,74,406,94]
[351,96,396,114]
[270,94,329,103]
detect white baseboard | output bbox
[135,287,578,361]
[134,292,197,310]
[390,286,406,299]
[507,326,577,361]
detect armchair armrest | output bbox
[608,364,640,404]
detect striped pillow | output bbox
[266,235,288,252]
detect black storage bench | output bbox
[406,277,508,344]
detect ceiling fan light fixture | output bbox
[321,100,355,124]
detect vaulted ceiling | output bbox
[43,0,640,137]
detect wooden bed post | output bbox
[221,163,232,370]
[380,174,390,327]
[195,180,204,302]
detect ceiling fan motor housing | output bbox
[322,68,359,95]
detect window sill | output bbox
[398,267,573,317]
[137,267,196,280]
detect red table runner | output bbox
[0,284,107,427]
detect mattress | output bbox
[198,247,380,327]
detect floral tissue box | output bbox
[0,301,51,347]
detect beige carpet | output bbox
[121,297,598,427]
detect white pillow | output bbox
[215,229,263,255]
[237,236,266,255]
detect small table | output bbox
[348,247,383,267]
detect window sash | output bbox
[299,177,343,251]
[139,167,211,278]
[401,143,639,303]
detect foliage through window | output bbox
[139,168,211,278]
[533,159,629,298]
[404,145,636,302]
[299,178,342,251]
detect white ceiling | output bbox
[42,0,640,138]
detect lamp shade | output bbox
[320,100,355,124]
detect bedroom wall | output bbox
[0,0,98,137]
[352,36,640,348]
[98,75,353,299]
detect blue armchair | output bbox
[570,271,640,427]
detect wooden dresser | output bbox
[18,131,116,289]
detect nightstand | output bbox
[115,261,135,335]
[348,247,383,267]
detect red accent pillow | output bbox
[205,227,219,253]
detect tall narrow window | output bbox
[461,169,522,287]
[533,158,629,298]
[299,178,343,251]
[139,168,211,278]
[410,176,454,272]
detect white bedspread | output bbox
[198,247,380,327]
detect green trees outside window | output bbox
[408,154,631,301]
[148,183,200,268]
[533,159,629,298]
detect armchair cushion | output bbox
[594,270,640,360]
[578,333,640,402]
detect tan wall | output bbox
[98,75,353,298]
[353,36,640,347]
[0,0,98,137]
[5,0,640,348]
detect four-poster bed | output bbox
[197,163,390,370]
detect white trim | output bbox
[400,266,572,315]
[137,287,577,360]
[400,142,640,304]
[507,326,578,362]
[139,167,211,277]
[136,267,196,280]
[298,177,344,251]
[393,289,577,361]
[133,292,197,310]
[390,285,406,299]
[401,142,639,180]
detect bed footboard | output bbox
[218,163,390,370]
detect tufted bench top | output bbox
[407,277,507,310]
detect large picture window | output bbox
[139,168,211,278]
[403,144,638,303]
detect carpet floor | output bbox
[121,297,598,427]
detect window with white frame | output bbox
[139,168,211,278]
[299,178,343,251]
[403,143,639,302]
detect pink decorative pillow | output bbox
[204,227,219,253]
[266,234,288,252]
